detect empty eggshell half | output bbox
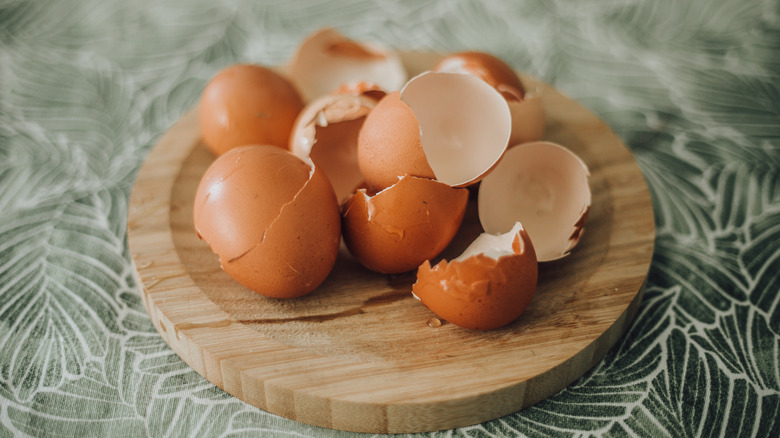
[412,222,538,330]
[288,28,407,101]
[434,51,545,146]
[341,175,469,274]
[193,145,341,298]
[289,91,382,202]
[358,71,512,191]
[478,141,591,262]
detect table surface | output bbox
[1,1,779,437]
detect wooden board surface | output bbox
[127,52,655,433]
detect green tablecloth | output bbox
[1,1,778,436]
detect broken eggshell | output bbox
[412,222,538,330]
[199,64,304,156]
[478,141,591,262]
[341,175,469,274]
[288,28,407,102]
[434,51,545,146]
[357,71,512,191]
[193,145,341,298]
[289,88,384,202]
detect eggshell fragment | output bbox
[289,91,381,202]
[357,72,511,191]
[288,28,407,101]
[341,175,469,274]
[193,145,341,298]
[478,141,591,262]
[199,64,304,156]
[434,51,545,146]
[413,222,538,330]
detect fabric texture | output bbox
[1,0,779,436]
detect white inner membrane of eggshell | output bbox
[400,72,511,187]
[478,142,591,262]
[455,222,527,262]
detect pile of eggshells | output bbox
[193,28,591,330]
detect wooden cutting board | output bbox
[127,52,655,434]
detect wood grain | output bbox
[127,52,655,433]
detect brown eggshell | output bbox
[341,175,469,274]
[434,51,545,146]
[356,91,435,192]
[357,72,511,191]
[413,223,538,330]
[333,81,387,101]
[199,64,304,156]
[433,51,525,101]
[508,88,545,146]
[289,93,379,202]
[288,28,407,101]
[193,145,341,298]
[478,141,591,262]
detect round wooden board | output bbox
[127,52,655,434]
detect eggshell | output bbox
[507,88,545,146]
[289,92,380,202]
[288,28,407,101]
[199,64,304,156]
[412,222,538,330]
[478,141,591,262]
[434,51,545,146]
[434,51,525,101]
[341,175,469,274]
[333,81,387,101]
[357,71,511,191]
[193,145,341,298]
[356,91,435,191]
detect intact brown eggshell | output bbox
[357,71,511,191]
[289,90,382,202]
[288,28,407,101]
[478,141,591,262]
[193,145,341,298]
[341,175,469,274]
[413,222,538,330]
[434,51,545,146]
[199,64,304,156]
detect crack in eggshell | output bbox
[195,148,311,260]
[412,224,538,330]
[194,145,341,298]
[341,175,468,274]
[235,158,317,258]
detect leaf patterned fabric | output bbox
[1,0,779,436]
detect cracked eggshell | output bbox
[434,51,545,146]
[288,28,407,102]
[193,145,341,298]
[412,222,538,330]
[199,64,304,156]
[478,141,591,262]
[341,175,469,274]
[289,91,381,202]
[357,72,511,191]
